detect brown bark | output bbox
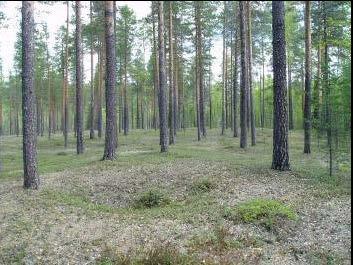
[221,2,226,135]
[246,2,256,145]
[22,1,39,189]
[271,1,290,170]
[303,1,312,154]
[75,1,84,154]
[63,0,69,148]
[196,1,205,137]
[152,2,159,130]
[89,1,95,139]
[288,64,294,130]
[123,15,128,135]
[0,96,2,135]
[239,1,248,148]
[158,1,169,152]
[233,3,239,137]
[97,46,103,138]
[103,0,117,160]
[168,2,175,144]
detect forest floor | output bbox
[0,128,351,265]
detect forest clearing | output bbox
[0,129,351,264]
[0,1,351,264]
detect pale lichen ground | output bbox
[0,129,351,264]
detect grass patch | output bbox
[306,250,345,265]
[0,244,27,264]
[133,190,171,209]
[224,198,297,230]
[190,178,216,194]
[97,245,197,265]
[190,224,242,252]
[190,224,264,254]
[41,189,115,214]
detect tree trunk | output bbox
[89,1,95,139]
[179,26,185,130]
[233,3,238,138]
[288,64,294,130]
[47,39,52,139]
[0,96,2,135]
[271,1,290,170]
[261,40,265,128]
[118,58,123,133]
[225,44,228,129]
[158,1,169,152]
[75,1,84,154]
[209,59,212,130]
[97,46,103,138]
[221,2,226,135]
[22,1,39,189]
[303,1,312,154]
[246,2,256,145]
[16,90,20,137]
[103,0,117,160]
[323,2,332,176]
[239,1,248,148]
[63,0,69,148]
[196,1,205,137]
[313,21,321,129]
[152,2,159,130]
[9,98,13,135]
[123,16,128,136]
[136,80,140,129]
[168,2,175,144]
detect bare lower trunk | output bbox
[64,0,69,148]
[246,2,256,145]
[303,1,312,154]
[152,4,158,130]
[271,1,290,170]
[75,1,84,154]
[288,64,294,130]
[221,2,226,136]
[233,4,239,137]
[158,1,168,152]
[97,47,103,138]
[196,1,205,137]
[103,1,117,160]
[168,2,175,144]
[239,1,248,148]
[89,1,95,139]
[22,1,39,189]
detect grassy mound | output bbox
[224,198,297,230]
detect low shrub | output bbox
[133,189,170,208]
[191,178,216,193]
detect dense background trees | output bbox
[0,1,350,182]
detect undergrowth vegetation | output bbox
[133,190,171,208]
[0,129,350,264]
[224,199,297,230]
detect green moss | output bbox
[224,199,297,230]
